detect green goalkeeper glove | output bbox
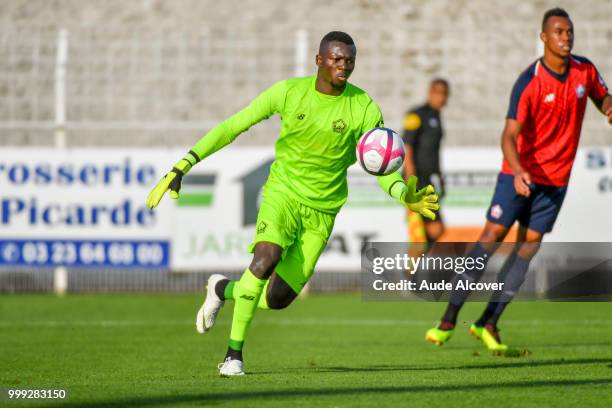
[400,176,440,220]
[378,173,440,220]
[146,159,192,209]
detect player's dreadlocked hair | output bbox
[320,31,355,51]
[542,7,570,31]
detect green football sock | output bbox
[223,281,235,300]
[257,280,270,310]
[228,268,266,351]
[219,280,269,307]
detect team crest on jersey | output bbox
[544,93,555,103]
[332,119,347,134]
[575,84,586,98]
[490,204,503,219]
[256,221,267,234]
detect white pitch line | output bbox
[0,319,611,328]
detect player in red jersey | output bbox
[425,7,612,351]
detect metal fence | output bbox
[1,23,611,147]
[1,10,611,293]
[0,268,360,294]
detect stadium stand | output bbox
[1,0,610,147]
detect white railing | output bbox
[0,24,610,146]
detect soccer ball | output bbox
[356,127,405,176]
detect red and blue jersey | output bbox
[504,55,609,186]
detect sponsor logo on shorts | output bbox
[490,204,503,219]
[256,221,267,234]
[332,119,347,134]
[240,294,255,301]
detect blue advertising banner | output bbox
[0,239,169,268]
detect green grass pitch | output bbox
[1,294,612,407]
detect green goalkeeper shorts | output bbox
[248,186,336,294]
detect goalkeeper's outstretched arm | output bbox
[146,81,286,209]
[377,172,439,220]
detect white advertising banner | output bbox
[439,147,612,242]
[1,147,610,271]
[0,149,173,268]
[172,146,612,270]
[171,148,406,271]
[548,147,612,241]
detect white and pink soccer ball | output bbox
[356,127,405,176]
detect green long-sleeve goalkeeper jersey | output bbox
[188,76,384,214]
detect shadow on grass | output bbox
[254,357,612,375]
[60,377,612,407]
[446,341,612,351]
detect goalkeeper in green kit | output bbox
[146,31,439,376]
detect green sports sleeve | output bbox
[178,80,286,170]
[377,171,406,201]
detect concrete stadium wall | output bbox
[0,0,610,147]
